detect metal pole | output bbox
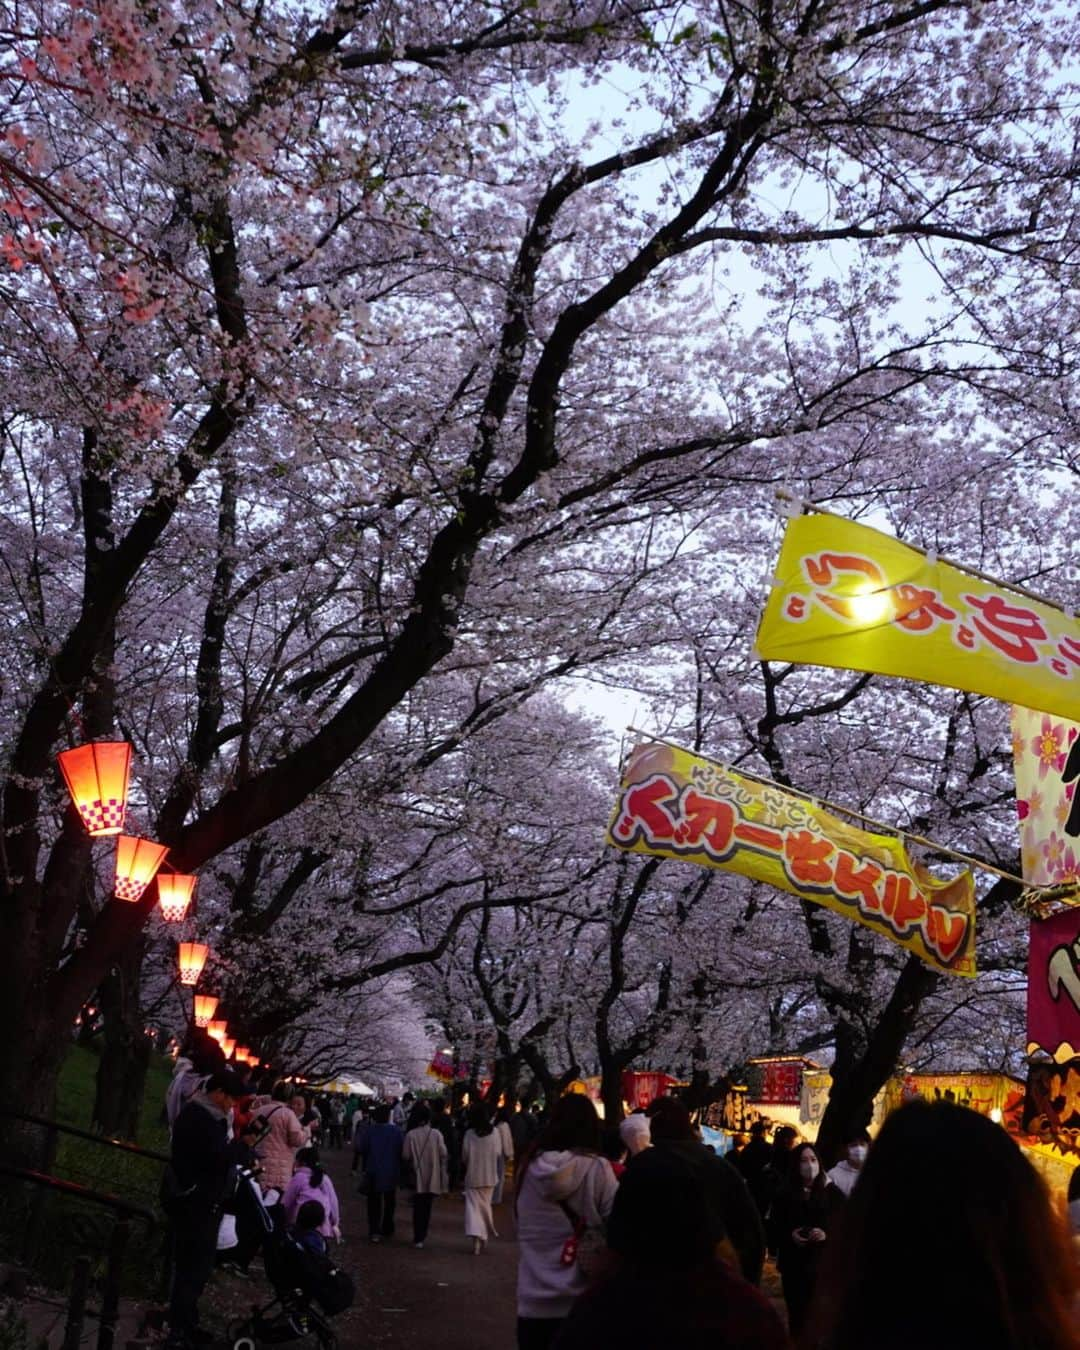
[23,1121,57,1265]
[63,1256,91,1350]
[97,1215,130,1350]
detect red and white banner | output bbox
[1027,908,1080,1061]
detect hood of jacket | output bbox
[528,1149,597,1202]
[190,1091,229,1124]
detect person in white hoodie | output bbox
[514,1094,618,1350]
[826,1127,870,1200]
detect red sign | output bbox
[750,1060,803,1106]
[621,1071,678,1110]
[1028,910,1080,1059]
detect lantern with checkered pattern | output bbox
[57,742,132,836]
[158,874,196,923]
[178,942,208,986]
[113,835,168,903]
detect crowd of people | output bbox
[161,1033,1080,1350]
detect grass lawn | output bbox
[3,1042,175,1297]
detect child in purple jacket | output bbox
[282,1148,341,1241]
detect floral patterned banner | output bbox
[1011,706,1080,887]
[757,514,1080,719]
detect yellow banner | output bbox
[756,515,1080,719]
[606,742,977,976]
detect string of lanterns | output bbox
[56,740,265,1071]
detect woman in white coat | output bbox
[403,1103,449,1248]
[462,1101,505,1254]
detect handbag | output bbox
[557,1159,606,1279]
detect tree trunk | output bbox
[92,937,150,1140]
[815,954,939,1164]
[0,911,71,1170]
[599,1050,628,1125]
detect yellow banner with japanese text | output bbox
[756,515,1079,719]
[606,742,977,976]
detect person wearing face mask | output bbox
[827,1129,870,1200]
[771,1142,831,1338]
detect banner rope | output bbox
[624,728,1058,902]
[773,488,1071,617]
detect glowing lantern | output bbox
[158,874,197,923]
[177,942,208,986]
[236,1047,252,1065]
[221,1037,236,1058]
[207,1020,227,1044]
[113,835,169,902]
[57,741,132,836]
[193,995,219,1028]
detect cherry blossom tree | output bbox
[0,0,1077,1136]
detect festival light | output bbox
[56,741,132,836]
[158,873,197,923]
[177,942,208,986]
[113,835,169,902]
[193,995,219,1028]
[207,1020,227,1044]
[221,1038,236,1058]
[235,1046,252,1066]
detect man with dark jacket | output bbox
[166,1069,247,1347]
[609,1096,766,1285]
[732,1119,775,1217]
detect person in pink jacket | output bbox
[251,1083,309,1194]
[282,1148,341,1241]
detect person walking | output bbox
[360,1102,404,1242]
[493,1104,516,1205]
[430,1097,459,1187]
[281,1147,341,1244]
[462,1101,505,1254]
[825,1127,869,1200]
[731,1119,773,1217]
[165,1069,247,1348]
[812,1100,1079,1350]
[250,1083,309,1200]
[771,1142,831,1338]
[617,1113,650,1158]
[613,1096,764,1285]
[553,1168,789,1349]
[403,1102,449,1248]
[515,1094,618,1350]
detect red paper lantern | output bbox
[207,1020,227,1044]
[113,835,168,902]
[158,874,197,923]
[193,994,219,1028]
[178,942,208,986]
[57,741,132,836]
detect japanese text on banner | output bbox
[756,515,1080,720]
[605,742,977,976]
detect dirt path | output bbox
[333,1149,519,1350]
[206,1147,521,1350]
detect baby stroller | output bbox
[229,1226,354,1350]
